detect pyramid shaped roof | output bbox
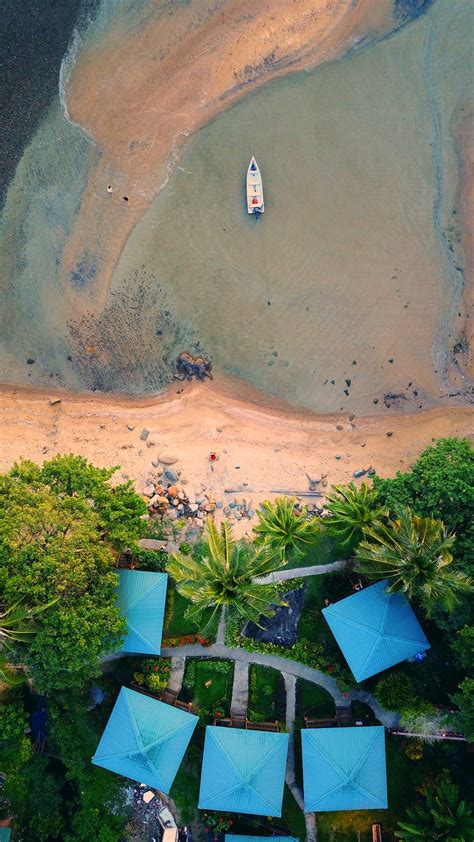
[302,726,387,812]
[92,687,198,793]
[199,726,289,816]
[322,579,430,681]
[116,569,168,654]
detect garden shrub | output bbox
[375,672,417,712]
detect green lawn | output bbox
[281,786,306,839]
[286,530,345,571]
[181,658,234,717]
[169,742,202,824]
[163,582,217,639]
[248,664,282,723]
[297,679,335,720]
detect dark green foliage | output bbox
[395,776,474,840]
[375,672,417,712]
[325,481,387,549]
[450,678,474,742]
[373,438,474,590]
[355,506,471,615]
[0,456,141,691]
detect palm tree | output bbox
[253,497,320,559]
[166,520,286,633]
[324,482,387,548]
[1,598,55,686]
[395,779,474,840]
[355,506,472,614]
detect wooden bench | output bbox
[304,717,337,729]
[246,720,280,733]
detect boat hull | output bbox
[247,156,264,214]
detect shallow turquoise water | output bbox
[0,0,471,412]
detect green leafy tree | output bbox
[355,506,472,614]
[375,672,416,712]
[395,778,474,840]
[167,520,286,632]
[39,453,147,549]
[374,438,474,577]
[324,481,387,548]
[253,496,320,559]
[1,597,56,685]
[451,625,474,670]
[450,678,474,741]
[0,457,128,691]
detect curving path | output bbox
[257,559,349,584]
[160,642,399,728]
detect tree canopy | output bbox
[0,455,146,691]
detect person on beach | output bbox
[106,185,113,194]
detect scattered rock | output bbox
[164,468,179,483]
[349,414,355,421]
[127,424,135,431]
[138,538,167,551]
[388,358,394,364]
[345,379,351,388]
[336,424,344,431]
[235,465,240,469]
[140,428,150,441]
[151,460,159,468]
[353,469,366,478]
[49,398,62,406]
[335,455,341,460]
[322,478,328,487]
[164,542,179,555]
[27,358,35,365]
[167,485,179,498]
[367,466,376,476]
[159,452,179,465]
[386,431,393,437]
[361,442,367,448]
[373,398,379,405]
[142,486,155,498]
[216,426,223,432]
[121,473,129,480]
[215,500,223,509]
[247,508,255,518]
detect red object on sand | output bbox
[209,452,218,461]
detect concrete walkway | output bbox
[230,660,249,719]
[160,642,397,728]
[258,559,349,584]
[283,673,316,842]
[216,606,226,645]
[167,655,186,695]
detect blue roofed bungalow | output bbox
[92,687,198,793]
[302,726,388,812]
[322,579,430,682]
[116,569,168,654]
[199,727,289,816]
[0,828,11,842]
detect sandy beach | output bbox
[1,377,472,528]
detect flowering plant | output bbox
[200,811,233,834]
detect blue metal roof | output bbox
[0,829,11,842]
[302,726,388,812]
[199,726,289,816]
[116,569,168,654]
[322,579,430,681]
[92,687,198,793]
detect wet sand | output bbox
[62,0,394,314]
[1,378,472,526]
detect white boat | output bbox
[247,156,264,214]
